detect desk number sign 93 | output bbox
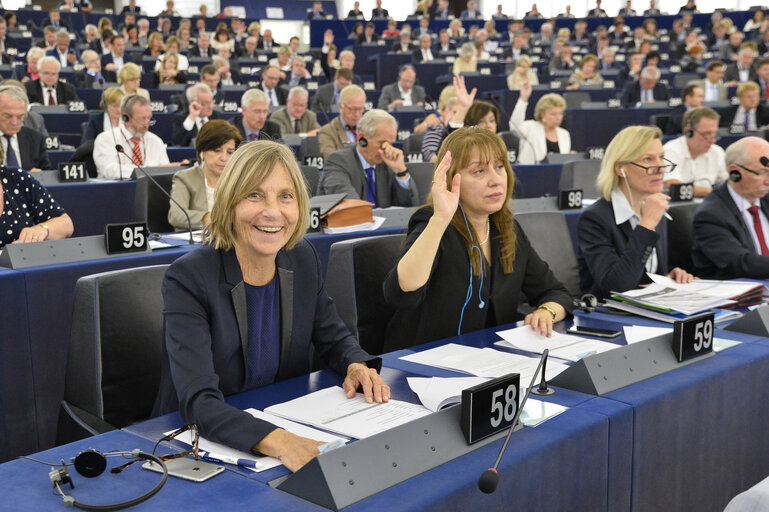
[461,374,519,444]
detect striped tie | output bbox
[130,136,143,166]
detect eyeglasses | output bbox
[734,162,769,178]
[110,424,200,474]
[626,157,677,175]
[693,129,719,142]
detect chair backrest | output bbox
[299,135,324,169]
[563,91,591,109]
[498,131,520,163]
[299,164,320,197]
[403,133,424,159]
[515,211,580,297]
[649,114,670,133]
[406,161,434,204]
[325,234,404,355]
[673,73,700,89]
[63,265,169,429]
[559,159,602,199]
[667,202,699,273]
[70,139,97,178]
[133,172,176,234]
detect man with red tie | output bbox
[692,136,769,278]
[23,56,79,106]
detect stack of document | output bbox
[607,274,765,321]
[399,343,569,382]
[494,325,618,362]
[622,325,741,352]
[405,376,568,427]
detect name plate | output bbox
[507,149,517,162]
[729,124,747,135]
[405,152,423,163]
[307,81,318,91]
[669,183,694,202]
[187,65,199,74]
[397,130,410,141]
[67,101,86,112]
[223,101,239,112]
[479,67,491,75]
[607,98,621,108]
[585,146,605,160]
[602,80,615,89]
[558,188,583,209]
[105,222,149,255]
[668,97,682,107]
[307,207,322,233]
[304,155,324,169]
[669,65,682,73]
[363,82,375,91]
[461,373,519,444]
[45,136,61,150]
[58,162,87,182]
[258,55,268,62]
[150,101,165,112]
[672,312,714,362]
[549,80,563,89]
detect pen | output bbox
[318,438,347,453]
[575,350,597,360]
[200,451,264,470]
[663,212,673,221]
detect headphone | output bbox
[24,449,167,510]
[456,204,486,336]
[729,166,742,182]
[684,122,694,138]
[620,167,627,179]
[574,294,598,313]
[358,135,368,147]
[119,93,145,124]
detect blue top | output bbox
[0,166,66,248]
[244,275,281,390]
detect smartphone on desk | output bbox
[566,326,621,338]
[143,458,224,482]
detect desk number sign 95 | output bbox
[461,374,519,444]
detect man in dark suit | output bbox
[256,30,280,52]
[41,9,70,31]
[724,44,758,85]
[666,84,704,135]
[24,56,79,106]
[120,0,141,14]
[432,0,452,19]
[0,87,51,171]
[433,30,455,54]
[260,65,287,107]
[692,136,769,279]
[412,17,433,40]
[0,17,17,56]
[643,0,661,15]
[377,65,426,110]
[46,29,80,68]
[719,81,769,131]
[75,50,117,87]
[587,0,608,16]
[230,88,281,141]
[311,67,352,113]
[391,32,415,53]
[281,56,313,88]
[318,109,418,207]
[504,33,530,61]
[100,35,133,72]
[412,34,436,63]
[620,66,669,107]
[171,83,223,147]
[188,32,213,58]
[357,23,380,44]
[306,1,327,20]
[371,0,388,19]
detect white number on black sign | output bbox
[490,385,517,428]
[122,225,145,249]
[693,320,713,351]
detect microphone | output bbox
[315,98,333,126]
[115,145,195,245]
[478,349,550,494]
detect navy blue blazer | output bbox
[16,126,52,170]
[692,183,769,279]
[100,52,134,69]
[154,242,380,453]
[620,81,670,108]
[82,112,107,145]
[577,196,669,299]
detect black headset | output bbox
[729,166,742,182]
[684,122,694,138]
[358,136,368,147]
[23,449,168,510]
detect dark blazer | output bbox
[75,69,117,88]
[255,40,280,51]
[577,197,669,299]
[15,126,52,170]
[88,38,104,54]
[317,145,419,207]
[170,110,223,147]
[100,52,134,69]
[187,45,214,58]
[432,42,456,53]
[40,18,70,31]
[377,82,426,109]
[620,81,669,107]
[229,114,282,141]
[311,82,336,112]
[391,41,415,53]
[666,105,687,135]
[81,112,108,144]
[692,183,769,279]
[2,35,17,51]
[719,104,769,128]
[724,63,758,84]
[371,7,389,18]
[357,32,381,44]
[411,47,437,62]
[24,79,79,105]
[383,207,573,351]
[45,47,81,66]
[153,243,380,452]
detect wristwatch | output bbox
[40,223,50,240]
[395,170,409,178]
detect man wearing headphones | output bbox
[663,107,727,197]
[317,109,419,207]
[377,65,426,111]
[93,94,172,179]
[692,136,769,278]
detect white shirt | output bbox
[397,84,413,106]
[704,80,720,102]
[732,106,758,131]
[727,183,769,255]
[611,187,659,274]
[93,126,170,179]
[111,53,124,70]
[56,50,69,68]
[421,48,433,61]
[205,181,215,212]
[1,133,22,168]
[182,116,209,132]
[263,86,279,106]
[663,136,728,189]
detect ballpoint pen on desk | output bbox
[200,451,265,470]
[663,212,673,221]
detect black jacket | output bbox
[229,115,282,141]
[170,110,223,147]
[24,79,79,106]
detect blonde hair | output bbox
[437,84,456,111]
[738,80,760,96]
[596,125,662,200]
[533,93,566,122]
[118,62,141,83]
[206,141,310,250]
[432,128,517,276]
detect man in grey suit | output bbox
[269,87,321,136]
[690,60,728,102]
[318,109,419,208]
[311,67,352,113]
[317,82,366,158]
[377,65,426,111]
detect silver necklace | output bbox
[480,218,491,246]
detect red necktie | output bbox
[748,205,769,255]
[764,82,769,100]
[47,88,55,106]
[130,136,143,166]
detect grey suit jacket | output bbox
[318,117,349,158]
[311,82,336,112]
[168,164,208,231]
[689,79,728,102]
[377,82,426,110]
[317,145,419,207]
[269,107,320,135]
